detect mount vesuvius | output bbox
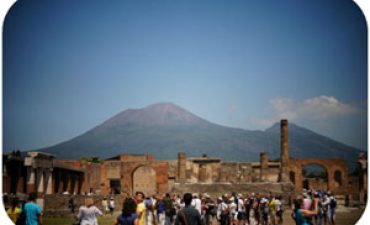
[35,102,361,169]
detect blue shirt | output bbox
[24,202,42,225]
[157,201,165,214]
[117,213,138,225]
[294,209,311,225]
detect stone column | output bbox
[260,153,269,182]
[36,168,44,196]
[58,169,64,193]
[279,119,290,182]
[46,169,53,194]
[27,167,36,194]
[178,152,186,183]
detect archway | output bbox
[302,164,328,191]
[334,170,342,187]
[289,171,296,184]
[132,166,157,196]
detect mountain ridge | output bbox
[35,102,361,170]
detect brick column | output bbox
[178,152,186,183]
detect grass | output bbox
[44,214,117,225]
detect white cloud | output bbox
[254,96,363,127]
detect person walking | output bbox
[136,192,147,225]
[6,198,21,224]
[292,195,318,225]
[174,193,202,225]
[217,195,230,225]
[163,193,174,225]
[156,195,166,225]
[69,197,76,214]
[102,197,109,215]
[109,197,116,215]
[23,192,43,225]
[113,197,138,225]
[77,197,103,225]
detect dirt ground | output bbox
[282,208,365,225]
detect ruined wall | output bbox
[218,162,253,183]
[171,182,295,199]
[186,160,221,183]
[43,194,123,217]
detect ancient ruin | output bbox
[2,120,367,212]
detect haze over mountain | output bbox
[37,102,361,169]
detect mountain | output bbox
[37,102,361,170]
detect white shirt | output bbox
[275,199,282,211]
[237,198,245,212]
[192,198,202,215]
[78,206,103,225]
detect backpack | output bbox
[15,208,26,225]
[330,197,337,209]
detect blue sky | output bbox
[3,0,367,151]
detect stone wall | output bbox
[170,182,295,201]
[43,194,123,217]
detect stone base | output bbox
[170,182,295,200]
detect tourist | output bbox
[192,194,202,215]
[113,197,138,225]
[136,192,147,225]
[174,193,202,225]
[23,192,43,225]
[156,195,166,225]
[144,195,155,225]
[109,197,116,215]
[268,194,277,225]
[152,194,158,225]
[327,193,337,225]
[259,196,269,225]
[275,195,283,225]
[292,195,318,225]
[102,197,109,215]
[235,193,246,225]
[217,195,230,225]
[77,197,103,225]
[314,192,324,225]
[243,193,251,225]
[163,193,174,225]
[250,194,260,225]
[228,196,237,225]
[204,194,216,225]
[6,198,21,223]
[69,196,76,214]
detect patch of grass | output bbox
[44,214,116,225]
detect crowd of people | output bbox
[84,190,336,225]
[291,190,338,225]
[4,189,339,225]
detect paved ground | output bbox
[43,207,365,225]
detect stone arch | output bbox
[289,159,348,194]
[132,166,157,196]
[301,163,328,191]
